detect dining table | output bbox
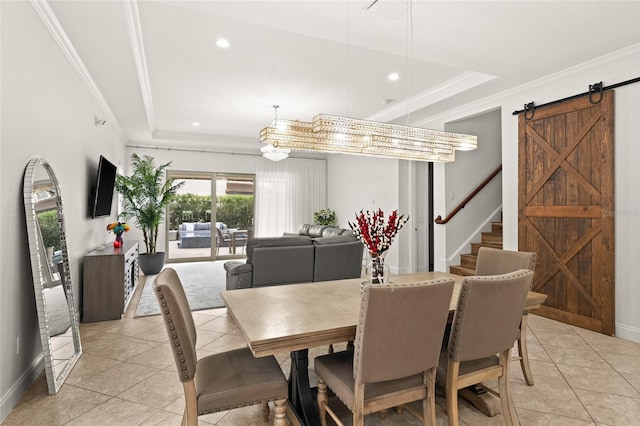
[221,271,547,426]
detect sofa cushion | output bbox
[298,224,311,235]
[313,235,358,245]
[252,245,315,286]
[246,236,313,263]
[194,222,211,231]
[183,222,195,232]
[321,227,345,237]
[306,225,328,238]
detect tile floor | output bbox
[4,281,640,425]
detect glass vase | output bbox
[113,233,124,248]
[363,251,390,288]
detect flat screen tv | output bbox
[90,155,117,218]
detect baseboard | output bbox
[615,323,640,343]
[0,354,43,423]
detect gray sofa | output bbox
[224,224,364,290]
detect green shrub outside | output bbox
[169,194,254,230]
[37,210,60,251]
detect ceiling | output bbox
[46,1,640,157]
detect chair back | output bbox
[475,247,536,281]
[154,268,198,382]
[448,270,532,363]
[354,279,455,384]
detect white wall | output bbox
[443,109,502,267]
[421,44,640,342]
[326,154,403,271]
[1,2,126,419]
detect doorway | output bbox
[166,171,254,263]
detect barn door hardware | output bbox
[589,82,603,104]
[512,76,640,116]
[523,102,535,120]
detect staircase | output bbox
[449,220,503,276]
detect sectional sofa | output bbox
[224,224,364,290]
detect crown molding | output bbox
[122,0,156,135]
[30,0,127,143]
[413,43,640,128]
[153,128,258,147]
[366,71,496,123]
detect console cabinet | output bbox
[83,241,139,322]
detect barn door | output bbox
[518,91,615,335]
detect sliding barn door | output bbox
[518,91,615,335]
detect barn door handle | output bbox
[524,102,535,120]
[589,82,603,104]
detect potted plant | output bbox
[115,153,184,275]
[313,208,337,227]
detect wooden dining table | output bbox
[221,271,547,426]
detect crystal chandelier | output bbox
[259,2,478,162]
[260,106,291,161]
[261,143,290,161]
[260,114,476,162]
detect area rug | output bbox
[135,260,228,317]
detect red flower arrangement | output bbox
[349,209,409,255]
[107,222,130,248]
[349,209,409,285]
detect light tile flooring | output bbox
[4,283,640,425]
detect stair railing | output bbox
[434,165,502,225]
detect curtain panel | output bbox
[254,157,327,237]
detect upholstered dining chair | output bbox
[475,247,537,385]
[315,279,456,426]
[438,270,533,426]
[153,268,289,426]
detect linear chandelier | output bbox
[260,113,477,162]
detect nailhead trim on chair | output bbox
[155,286,192,381]
[448,270,532,358]
[353,279,454,382]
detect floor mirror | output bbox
[23,157,82,394]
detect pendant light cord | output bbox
[346,0,351,117]
[405,0,414,125]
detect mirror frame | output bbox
[24,157,82,394]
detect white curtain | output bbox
[254,157,327,237]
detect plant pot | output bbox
[139,252,166,275]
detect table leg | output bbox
[459,385,501,417]
[289,350,321,426]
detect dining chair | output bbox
[438,270,533,426]
[315,279,455,426]
[475,247,537,385]
[153,268,289,426]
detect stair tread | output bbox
[449,265,475,276]
[454,212,503,273]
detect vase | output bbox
[113,233,124,248]
[362,251,390,290]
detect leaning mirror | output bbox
[23,157,82,394]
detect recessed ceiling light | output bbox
[216,38,230,49]
[192,122,200,127]
[388,73,400,81]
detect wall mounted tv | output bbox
[90,155,117,218]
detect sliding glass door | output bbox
[166,171,254,263]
